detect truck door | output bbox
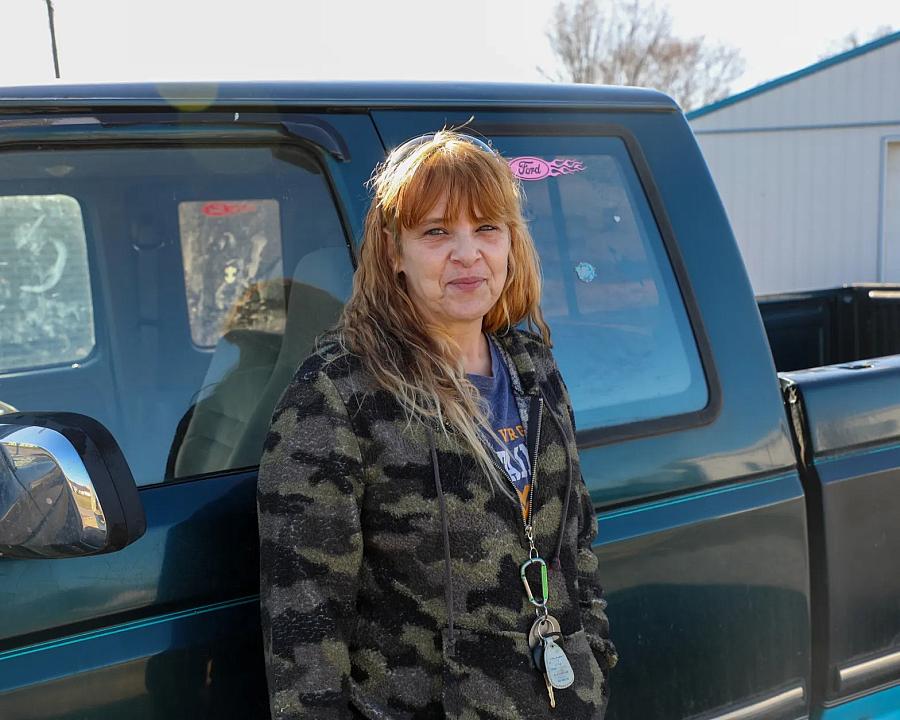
[372,109,812,720]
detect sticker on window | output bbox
[574,261,597,283]
[178,199,286,348]
[508,157,586,181]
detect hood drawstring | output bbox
[544,393,576,572]
[428,429,455,652]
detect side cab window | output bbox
[0,140,353,486]
[498,135,710,432]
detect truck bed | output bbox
[758,284,900,372]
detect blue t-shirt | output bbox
[467,337,532,517]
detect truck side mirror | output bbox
[0,412,146,559]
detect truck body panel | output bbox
[782,358,900,706]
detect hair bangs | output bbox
[390,141,520,231]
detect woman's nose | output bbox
[450,230,480,265]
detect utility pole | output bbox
[44,0,60,78]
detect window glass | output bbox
[0,144,351,486]
[0,195,95,372]
[498,136,708,429]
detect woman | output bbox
[257,130,617,719]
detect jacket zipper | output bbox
[522,396,544,536]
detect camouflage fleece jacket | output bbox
[257,328,617,719]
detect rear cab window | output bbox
[0,194,95,372]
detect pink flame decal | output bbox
[547,158,586,177]
[508,157,585,181]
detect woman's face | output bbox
[395,192,510,335]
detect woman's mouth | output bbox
[447,277,486,291]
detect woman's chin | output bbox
[441,304,495,326]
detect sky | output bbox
[1,0,899,104]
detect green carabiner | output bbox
[520,556,549,607]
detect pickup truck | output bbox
[1,82,899,720]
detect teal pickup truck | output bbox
[2,82,900,720]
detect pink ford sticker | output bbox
[508,157,586,181]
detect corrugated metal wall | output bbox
[689,38,900,295]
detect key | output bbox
[528,614,561,649]
[543,674,557,708]
[531,637,556,707]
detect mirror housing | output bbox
[0,412,145,559]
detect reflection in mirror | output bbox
[0,424,108,559]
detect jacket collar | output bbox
[491,328,542,396]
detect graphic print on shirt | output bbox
[491,423,532,517]
[467,337,534,520]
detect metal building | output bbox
[688,31,900,295]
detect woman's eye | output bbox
[424,228,446,237]
[478,224,499,232]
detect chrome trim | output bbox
[0,116,101,129]
[0,423,108,557]
[0,425,92,485]
[868,289,900,299]
[701,685,805,720]
[839,649,900,689]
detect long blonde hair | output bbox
[339,129,550,483]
